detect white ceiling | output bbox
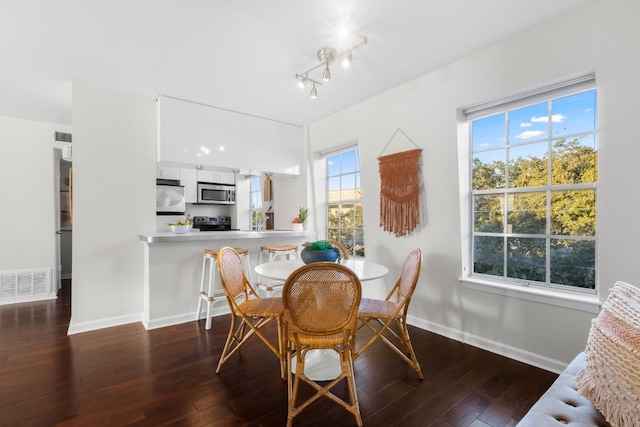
[0,0,597,127]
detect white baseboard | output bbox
[0,292,57,306]
[67,313,143,335]
[407,314,567,374]
[143,305,231,330]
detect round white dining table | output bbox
[254,258,389,283]
[254,258,389,381]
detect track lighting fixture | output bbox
[295,31,367,99]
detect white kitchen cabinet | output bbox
[180,168,235,203]
[157,95,302,176]
[157,96,242,169]
[196,170,234,184]
[156,165,181,180]
[242,116,302,176]
[180,168,198,203]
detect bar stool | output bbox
[196,247,251,330]
[256,244,299,297]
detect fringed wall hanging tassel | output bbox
[378,128,422,237]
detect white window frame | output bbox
[456,74,601,313]
[319,142,364,258]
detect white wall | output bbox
[68,83,156,333]
[0,116,71,286]
[307,0,640,369]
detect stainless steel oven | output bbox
[196,182,235,205]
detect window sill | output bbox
[460,277,602,314]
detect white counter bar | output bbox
[139,229,315,330]
[139,229,313,244]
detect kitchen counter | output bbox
[139,229,312,244]
[140,228,315,330]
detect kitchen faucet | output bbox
[257,216,269,232]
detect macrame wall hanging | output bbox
[378,128,423,238]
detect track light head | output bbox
[322,65,331,82]
[342,51,352,68]
[297,74,308,88]
[310,83,318,99]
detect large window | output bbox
[327,149,364,257]
[466,77,597,292]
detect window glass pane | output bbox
[508,142,548,188]
[551,190,596,236]
[550,239,595,289]
[506,237,545,282]
[508,102,548,142]
[341,150,357,174]
[328,228,339,241]
[354,202,363,228]
[339,203,354,228]
[552,90,597,137]
[474,236,504,276]
[507,192,546,234]
[328,177,340,202]
[472,149,505,190]
[472,113,505,150]
[328,157,340,177]
[551,136,598,185]
[474,194,503,233]
[354,229,365,257]
[328,203,339,228]
[341,173,356,199]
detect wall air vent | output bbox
[54,131,72,143]
[0,268,53,305]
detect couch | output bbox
[516,352,610,426]
[518,280,640,427]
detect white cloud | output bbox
[530,114,566,123]
[516,130,545,139]
[520,122,532,127]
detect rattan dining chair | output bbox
[215,246,285,379]
[328,240,350,260]
[354,248,423,379]
[282,262,363,427]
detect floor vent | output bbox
[0,269,52,300]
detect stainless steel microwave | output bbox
[197,182,236,205]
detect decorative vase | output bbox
[300,247,339,264]
[292,223,304,231]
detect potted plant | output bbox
[300,240,341,264]
[291,207,309,231]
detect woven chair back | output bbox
[395,248,422,304]
[327,240,350,260]
[283,262,361,335]
[218,247,250,300]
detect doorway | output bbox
[54,148,72,293]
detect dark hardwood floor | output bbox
[0,280,557,426]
